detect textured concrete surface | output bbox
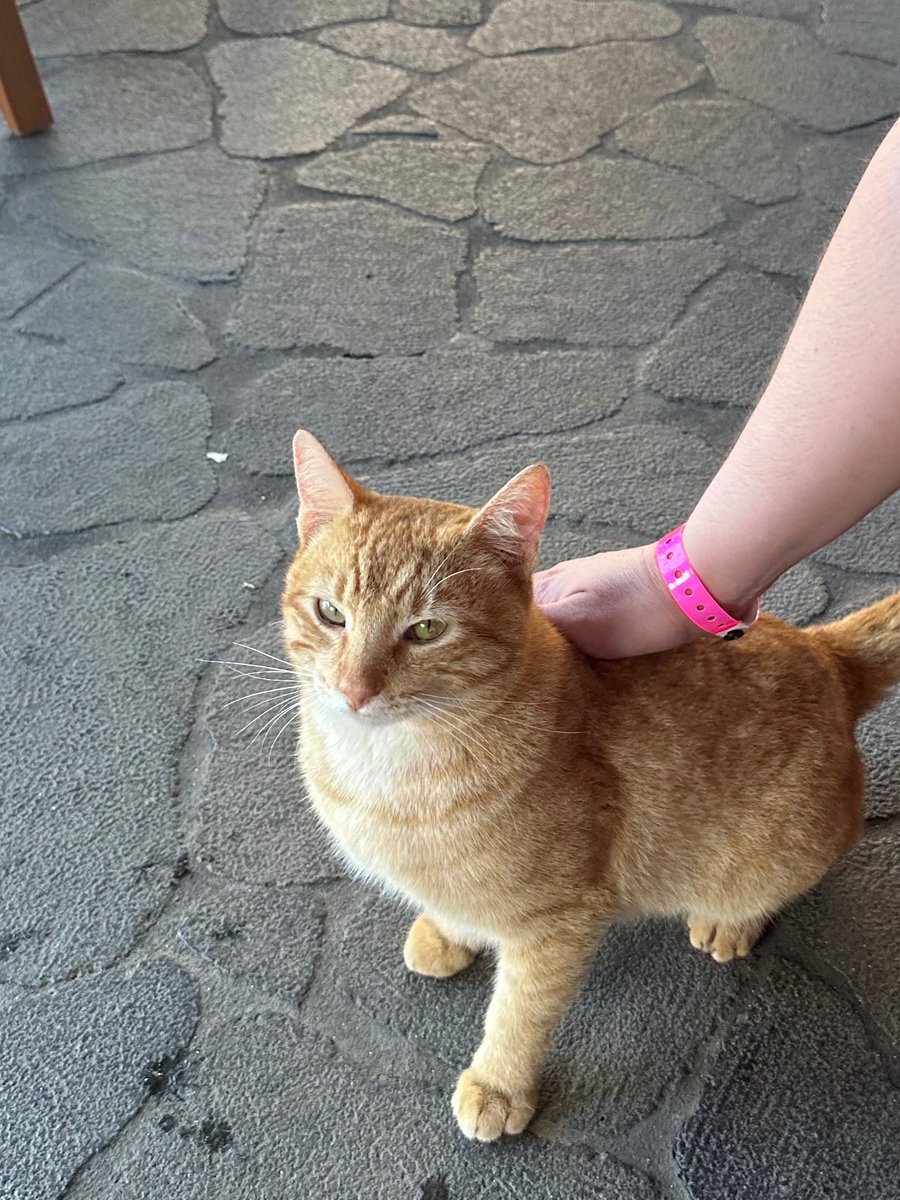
[11,147,265,281]
[218,0,388,35]
[0,233,81,317]
[480,157,724,240]
[474,241,726,346]
[675,962,900,1200]
[0,329,121,419]
[230,201,465,352]
[295,141,490,220]
[642,270,801,406]
[696,15,900,130]
[318,20,477,71]
[21,0,210,54]
[410,44,704,162]
[0,57,211,174]
[0,383,215,535]
[0,518,281,987]
[722,196,838,278]
[2,1,899,1196]
[819,0,899,62]
[207,39,408,158]
[17,264,216,369]
[0,961,199,1200]
[614,99,798,203]
[224,345,633,471]
[151,878,325,1005]
[395,0,482,25]
[469,0,682,54]
[800,122,892,210]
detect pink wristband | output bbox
[656,525,759,641]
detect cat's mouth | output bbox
[318,686,416,725]
[344,705,404,726]
[312,677,456,727]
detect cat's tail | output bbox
[813,592,900,717]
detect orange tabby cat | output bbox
[281,430,898,1142]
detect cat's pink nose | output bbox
[340,682,379,712]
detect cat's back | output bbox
[572,614,864,903]
[593,613,849,724]
[577,613,856,782]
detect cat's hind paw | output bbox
[403,915,476,978]
[452,1068,536,1141]
[688,914,766,963]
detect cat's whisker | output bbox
[480,710,580,737]
[419,538,466,598]
[259,705,303,754]
[222,671,298,685]
[221,671,292,684]
[414,693,469,719]
[416,690,579,738]
[438,715,509,778]
[225,672,303,685]
[417,694,572,764]
[227,670,316,688]
[413,698,509,789]
[415,702,506,770]
[235,696,300,721]
[203,658,295,675]
[412,700,485,773]
[219,684,304,710]
[224,662,315,678]
[415,700,524,840]
[401,701,454,791]
[211,662,315,694]
[248,696,303,750]
[428,566,483,596]
[235,693,305,738]
[220,686,304,710]
[267,705,302,762]
[231,642,294,668]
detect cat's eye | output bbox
[405,618,447,643]
[316,598,346,627]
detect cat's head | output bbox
[281,430,550,723]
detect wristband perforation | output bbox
[656,525,759,641]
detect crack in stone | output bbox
[0,376,129,429]
[758,934,900,1078]
[263,407,634,480]
[1,259,84,324]
[57,1010,203,1198]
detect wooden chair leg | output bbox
[0,0,52,135]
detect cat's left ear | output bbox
[469,463,550,570]
[292,430,363,542]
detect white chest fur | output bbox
[301,701,498,930]
[311,705,429,805]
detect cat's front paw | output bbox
[404,915,476,978]
[451,1068,537,1141]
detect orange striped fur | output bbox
[282,431,899,1141]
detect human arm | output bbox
[535,118,900,658]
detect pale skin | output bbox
[535,118,900,657]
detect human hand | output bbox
[533,543,699,659]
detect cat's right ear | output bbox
[469,462,550,571]
[292,430,357,542]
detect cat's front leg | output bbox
[453,920,601,1141]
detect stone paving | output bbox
[1,1,899,1196]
